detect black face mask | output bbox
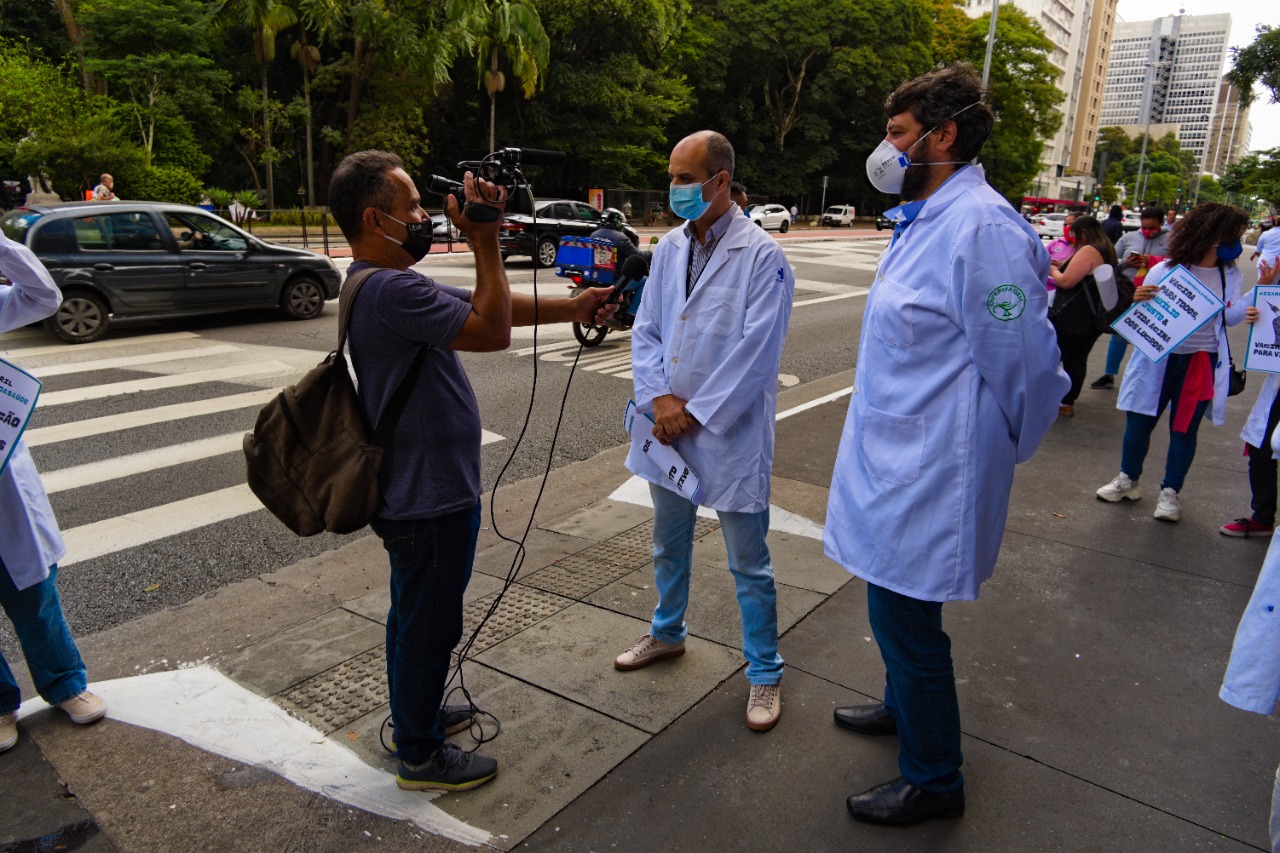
[380,211,433,263]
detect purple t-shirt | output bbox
[347,262,481,520]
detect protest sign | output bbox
[0,356,42,476]
[1246,285,1280,374]
[1112,264,1224,364]
[623,399,705,505]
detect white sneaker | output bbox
[614,634,685,671]
[746,683,782,732]
[1154,488,1181,522]
[57,691,107,724]
[0,713,16,753]
[1097,473,1142,502]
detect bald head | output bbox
[673,131,734,182]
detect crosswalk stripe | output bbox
[41,433,246,494]
[1,331,201,360]
[38,361,294,407]
[60,484,262,567]
[25,390,278,446]
[482,430,504,445]
[793,289,869,308]
[28,344,242,378]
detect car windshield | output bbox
[825,207,842,214]
[0,209,41,242]
[747,205,763,213]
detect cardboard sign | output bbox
[623,399,705,505]
[1112,264,1224,364]
[0,355,42,476]
[1246,285,1280,374]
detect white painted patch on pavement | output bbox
[17,667,491,847]
[607,476,825,540]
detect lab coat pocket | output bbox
[694,285,741,336]
[860,406,925,486]
[872,280,917,349]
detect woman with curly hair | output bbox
[1096,203,1250,522]
[1047,214,1119,416]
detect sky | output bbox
[1115,0,1278,152]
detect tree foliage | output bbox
[1227,25,1280,108]
[1222,148,1280,213]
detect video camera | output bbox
[427,147,566,223]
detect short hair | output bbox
[328,150,404,242]
[884,63,994,162]
[701,131,735,179]
[100,173,112,181]
[1140,206,1164,222]
[730,180,747,196]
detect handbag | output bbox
[1218,264,1246,397]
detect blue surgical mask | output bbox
[1217,239,1243,262]
[669,173,723,222]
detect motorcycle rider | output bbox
[590,208,639,267]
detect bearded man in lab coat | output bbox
[825,63,1069,827]
[610,130,796,733]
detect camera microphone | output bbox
[502,147,566,168]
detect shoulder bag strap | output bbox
[337,266,380,353]
[1219,263,1233,363]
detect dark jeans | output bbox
[1056,327,1103,405]
[1248,392,1280,525]
[868,582,964,795]
[370,500,481,765]
[0,562,87,715]
[1121,351,1215,493]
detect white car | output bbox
[748,204,790,233]
[1033,213,1067,239]
[1121,211,1142,233]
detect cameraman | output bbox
[327,150,609,794]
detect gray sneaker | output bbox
[396,742,497,792]
[614,634,685,671]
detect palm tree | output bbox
[449,0,550,154]
[216,0,298,210]
[291,32,320,207]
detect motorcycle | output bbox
[555,235,654,347]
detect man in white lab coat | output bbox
[825,64,1068,826]
[611,130,796,732]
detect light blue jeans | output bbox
[648,483,783,685]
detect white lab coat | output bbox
[627,211,795,513]
[1115,261,1246,427]
[0,232,67,590]
[1242,374,1280,453]
[824,166,1069,602]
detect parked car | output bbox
[1121,210,1142,233]
[821,205,856,227]
[500,199,638,268]
[1033,213,1068,239]
[748,204,790,233]
[0,201,341,344]
[430,212,462,242]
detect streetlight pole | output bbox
[981,0,1001,88]
[1133,59,1170,209]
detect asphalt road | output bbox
[0,233,883,663]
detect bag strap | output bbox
[1219,263,1233,364]
[338,264,430,443]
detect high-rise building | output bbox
[1206,80,1252,177]
[1098,13,1232,178]
[964,0,1111,204]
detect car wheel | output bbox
[45,290,110,344]
[536,235,559,268]
[281,275,325,320]
[756,220,765,228]
[876,223,884,231]
[779,220,789,233]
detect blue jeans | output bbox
[1105,335,1128,375]
[649,483,783,685]
[1120,351,1215,492]
[370,501,481,764]
[868,582,964,794]
[0,562,87,715]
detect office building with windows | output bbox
[1206,79,1252,178]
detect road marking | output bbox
[776,386,853,421]
[41,433,247,493]
[793,290,869,308]
[482,430,504,445]
[60,484,263,565]
[1,331,201,359]
[38,361,294,406]
[793,278,866,294]
[25,390,278,446]
[28,344,242,378]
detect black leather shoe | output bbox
[833,703,898,735]
[846,776,965,826]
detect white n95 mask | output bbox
[866,139,913,195]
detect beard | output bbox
[899,163,932,201]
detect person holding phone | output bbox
[1091,207,1172,389]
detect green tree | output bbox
[1226,25,1280,107]
[450,0,550,154]
[215,0,298,209]
[960,7,1062,204]
[1223,148,1280,212]
[1093,125,1132,177]
[1196,175,1226,204]
[1144,172,1176,207]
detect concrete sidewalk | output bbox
[2,359,1277,850]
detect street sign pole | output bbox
[820,175,828,217]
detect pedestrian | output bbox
[1253,214,1280,274]
[789,203,797,224]
[327,150,610,792]
[825,62,1068,827]
[1220,434,1280,847]
[607,130,795,733]
[91,173,115,201]
[1,231,108,755]
[1096,202,1251,523]
[1102,203,1125,244]
[1048,214,1120,417]
[590,208,639,266]
[1045,209,1079,264]
[1091,206,1171,389]
[1220,258,1280,538]
[730,181,749,215]
[1165,208,1178,231]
